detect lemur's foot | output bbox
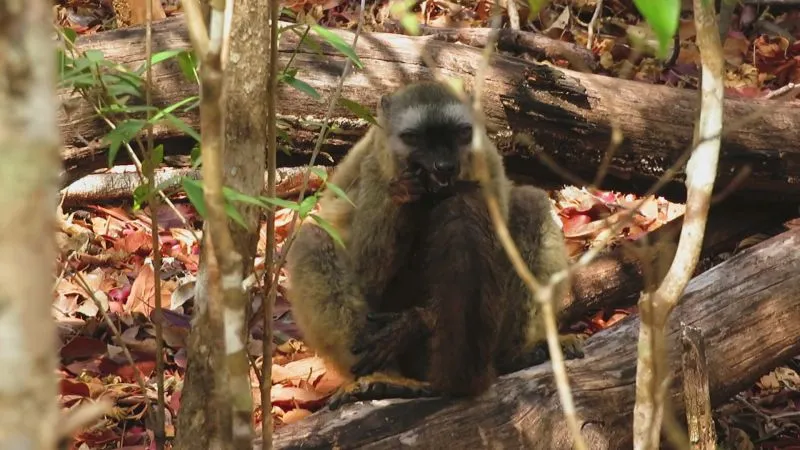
[327,372,438,410]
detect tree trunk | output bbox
[263,226,800,450]
[175,0,269,446]
[0,0,63,447]
[60,17,800,202]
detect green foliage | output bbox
[55,17,364,242]
[310,214,344,247]
[311,24,364,68]
[632,0,680,59]
[104,119,146,166]
[181,178,250,230]
[339,98,378,126]
[176,50,200,84]
[390,0,421,35]
[57,28,200,170]
[527,0,550,18]
[280,69,321,101]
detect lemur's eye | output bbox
[400,132,421,147]
[457,125,473,145]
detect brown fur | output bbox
[286,81,577,407]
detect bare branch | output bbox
[632,0,725,447]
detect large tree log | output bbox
[61,17,800,202]
[562,203,792,325]
[264,227,800,450]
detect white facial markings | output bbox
[394,102,472,133]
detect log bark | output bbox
[681,325,717,450]
[61,17,800,202]
[58,165,332,206]
[562,203,792,325]
[264,226,800,450]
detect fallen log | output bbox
[562,203,792,325]
[62,17,800,202]
[264,226,800,450]
[58,165,332,206]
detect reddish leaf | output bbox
[59,378,91,397]
[63,358,103,376]
[561,214,592,235]
[99,358,156,382]
[76,428,120,447]
[60,336,107,362]
[120,229,152,254]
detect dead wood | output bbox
[681,325,717,450]
[264,226,800,450]
[59,165,332,206]
[562,203,792,325]
[61,16,800,202]
[418,25,598,71]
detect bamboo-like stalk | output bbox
[631,1,725,448]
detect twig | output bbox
[506,0,521,30]
[259,0,367,319]
[764,82,799,99]
[185,0,254,445]
[470,6,589,450]
[587,0,603,50]
[632,0,725,447]
[262,0,281,446]
[144,0,166,447]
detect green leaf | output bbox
[61,27,78,44]
[259,196,301,211]
[182,178,207,218]
[190,144,202,168]
[225,203,249,230]
[181,178,248,228]
[338,98,378,125]
[280,74,321,100]
[151,49,183,66]
[309,214,345,248]
[177,51,199,84]
[163,113,201,142]
[325,182,355,207]
[61,72,96,89]
[311,25,363,69]
[223,187,269,208]
[390,0,420,35]
[133,184,151,210]
[104,120,146,166]
[150,96,200,123]
[632,0,680,59]
[141,143,163,176]
[84,49,105,63]
[151,144,164,166]
[106,82,143,99]
[526,0,550,19]
[296,29,324,55]
[298,195,317,218]
[309,166,328,181]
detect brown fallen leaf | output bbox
[126,263,171,315]
[281,408,313,424]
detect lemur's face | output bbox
[381,83,474,193]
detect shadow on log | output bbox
[263,227,800,449]
[62,17,800,202]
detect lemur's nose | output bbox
[434,160,457,176]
